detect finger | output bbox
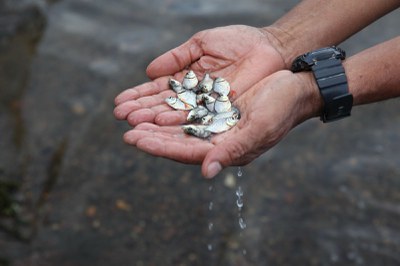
[146,34,204,79]
[134,122,183,134]
[155,110,188,126]
[124,128,213,164]
[114,101,141,120]
[117,90,176,122]
[201,126,250,178]
[201,139,242,178]
[114,77,171,105]
[127,108,158,126]
[137,137,212,164]
[123,125,184,145]
[126,105,187,126]
[126,123,205,143]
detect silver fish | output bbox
[196,93,206,105]
[182,70,198,90]
[202,107,240,125]
[213,77,230,96]
[201,114,214,125]
[187,106,209,122]
[198,73,214,93]
[214,106,240,120]
[177,90,197,108]
[184,112,240,138]
[201,94,216,112]
[182,125,211,139]
[169,78,185,93]
[165,96,193,110]
[214,95,232,113]
[206,115,239,134]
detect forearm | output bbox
[265,0,400,68]
[301,36,400,120]
[345,36,400,106]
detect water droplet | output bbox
[208,185,213,192]
[208,244,213,251]
[208,222,213,231]
[237,167,243,177]
[238,217,247,229]
[208,201,213,211]
[242,249,247,256]
[236,186,243,197]
[236,198,243,209]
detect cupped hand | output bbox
[114,25,286,126]
[123,70,321,178]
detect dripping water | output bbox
[207,184,214,251]
[236,167,247,255]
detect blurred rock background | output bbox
[0,0,399,265]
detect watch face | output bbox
[309,47,344,61]
[291,46,346,72]
[291,56,310,72]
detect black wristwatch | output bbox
[291,46,353,123]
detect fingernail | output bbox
[206,162,222,179]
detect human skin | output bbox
[120,37,400,177]
[114,0,400,178]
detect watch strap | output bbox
[312,58,353,122]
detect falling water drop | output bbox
[236,198,243,210]
[236,186,243,197]
[237,167,243,177]
[235,167,247,258]
[208,222,214,231]
[207,182,215,253]
[238,217,247,229]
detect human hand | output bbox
[123,70,322,178]
[114,25,286,126]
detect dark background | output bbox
[1,0,400,265]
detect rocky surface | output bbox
[0,0,400,265]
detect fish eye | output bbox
[233,113,240,120]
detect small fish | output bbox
[182,125,211,139]
[182,70,198,90]
[218,106,240,119]
[187,106,209,122]
[198,73,214,93]
[214,95,232,113]
[196,93,206,105]
[177,90,197,108]
[213,77,230,96]
[165,96,193,110]
[206,115,239,134]
[201,94,216,112]
[169,78,185,93]
[201,114,215,125]
[184,112,240,138]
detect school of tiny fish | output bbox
[165,70,240,138]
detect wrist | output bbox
[294,71,324,122]
[261,25,317,72]
[260,26,296,70]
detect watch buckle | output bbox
[321,93,353,122]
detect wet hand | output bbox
[123,70,321,178]
[114,25,285,126]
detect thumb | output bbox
[201,137,246,179]
[146,36,203,79]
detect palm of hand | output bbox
[123,71,307,178]
[114,25,285,126]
